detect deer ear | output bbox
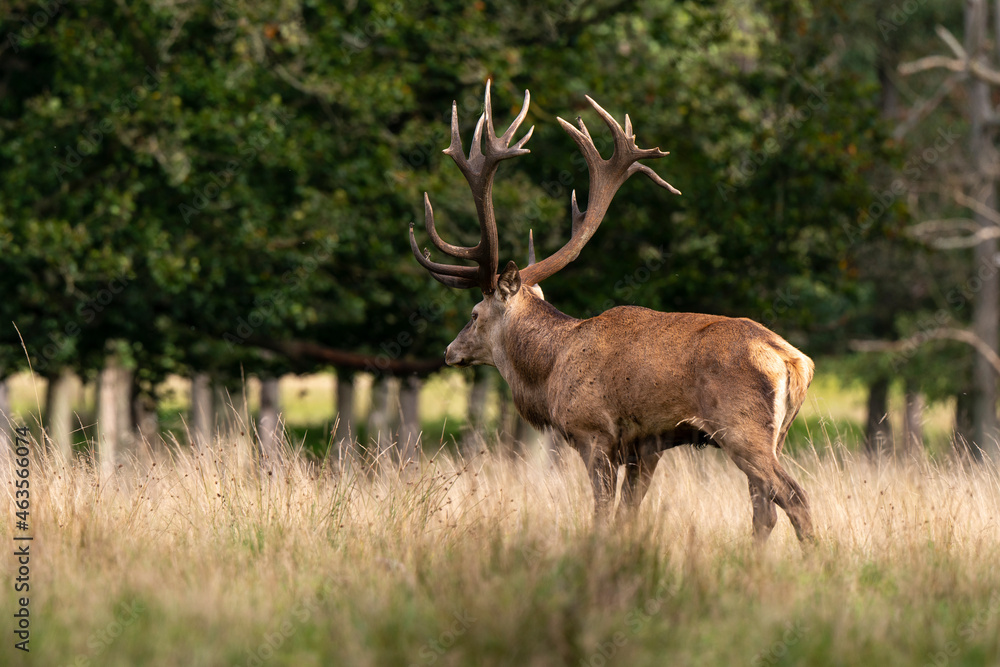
[497,261,521,300]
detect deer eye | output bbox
[471,312,479,322]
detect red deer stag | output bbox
[409,82,815,545]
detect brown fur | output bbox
[446,264,816,544]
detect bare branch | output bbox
[899,54,1000,86]
[954,189,1000,226]
[850,328,1000,376]
[909,218,981,236]
[253,338,446,375]
[908,218,1000,248]
[935,25,968,60]
[899,23,1000,86]
[899,55,967,76]
[272,64,343,100]
[893,72,965,140]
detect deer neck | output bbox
[493,292,577,428]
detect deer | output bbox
[409,81,815,545]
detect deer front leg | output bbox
[589,460,616,518]
[571,432,617,520]
[622,449,661,512]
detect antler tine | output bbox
[560,116,601,163]
[629,162,682,194]
[585,95,668,164]
[527,229,536,265]
[427,272,481,289]
[444,101,465,164]
[423,193,478,259]
[483,79,495,152]
[469,111,486,167]
[499,89,533,150]
[409,223,480,280]
[570,189,585,235]
[519,96,681,287]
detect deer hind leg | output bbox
[748,478,778,545]
[771,462,814,544]
[722,428,814,544]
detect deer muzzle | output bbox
[444,343,470,367]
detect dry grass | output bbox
[2,431,1000,666]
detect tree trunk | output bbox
[865,376,892,456]
[397,375,421,468]
[498,384,517,448]
[467,367,493,431]
[516,416,550,467]
[45,367,75,462]
[464,367,493,453]
[967,0,1000,461]
[97,351,133,474]
[367,376,399,455]
[955,390,979,460]
[133,389,160,454]
[901,384,924,455]
[214,382,236,435]
[190,373,213,447]
[258,376,283,469]
[334,371,356,448]
[0,375,11,464]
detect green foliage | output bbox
[0,0,907,389]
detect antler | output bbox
[409,81,534,292]
[518,96,680,286]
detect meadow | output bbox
[1,366,999,666]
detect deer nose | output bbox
[445,345,464,367]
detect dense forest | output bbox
[2,0,998,463]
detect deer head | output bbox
[410,81,680,366]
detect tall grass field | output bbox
[1,369,999,665]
